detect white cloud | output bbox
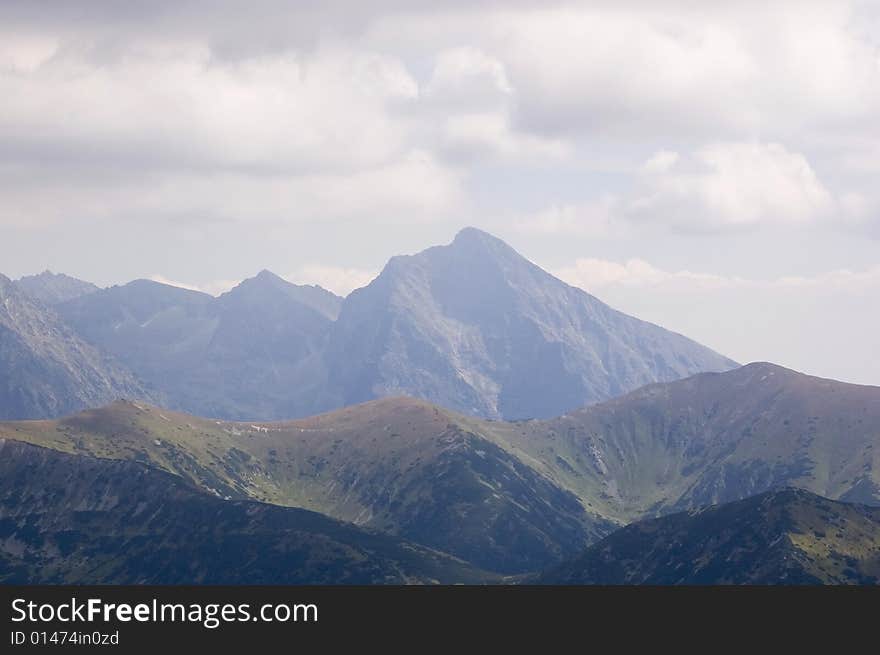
[0,35,473,229]
[556,256,880,294]
[492,2,880,140]
[641,150,680,175]
[517,142,839,236]
[515,196,621,237]
[629,142,834,231]
[0,42,418,173]
[423,46,513,109]
[555,258,743,292]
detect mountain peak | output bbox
[452,226,501,244]
[330,228,735,419]
[13,271,99,305]
[223,270,289,295]
[222,272,290,303]
[449,227,519,258]
[221,270,342,320]
[254,268,282,282]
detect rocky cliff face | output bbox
[0,274,155,419]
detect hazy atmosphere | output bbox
[2,0,878,385]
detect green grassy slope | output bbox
[0,398,608,573]
[486,362,880,522]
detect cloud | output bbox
[514,196,621,237]
[517,142,839,236]
[0,42,418,174]
[0,33,477,229]
[422,47,569,162]
[556,256,880,294]
[640,150,679,175]
[554,258,742,292]
[0,149,464,227]
[423,46,513,109]
[441,112,569,161]
[629,142,834,231]
[2,2,879,237]
[492,2,880,140]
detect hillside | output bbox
[537,489,880,584]
[0,439,494,585]
[490,362,880,523]
[0,398,610,573]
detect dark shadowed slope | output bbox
[538,489,880,584]
[0,274,156,420]
[0,439,494,584]
[324,227,736,419]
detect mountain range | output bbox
[3,228,877,585]
[2,362,877,578]
[2,228,736,421]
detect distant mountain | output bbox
[56,273,343,419]
[5,228,734,421]
[0,439,493,584]
[14,270,99,304]
[0,274,155,419]
[324,228,736,419]
[220,270,343,321]
[490,362,880,523]
[537,489,880,584]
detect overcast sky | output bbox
[1,1,878,385]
